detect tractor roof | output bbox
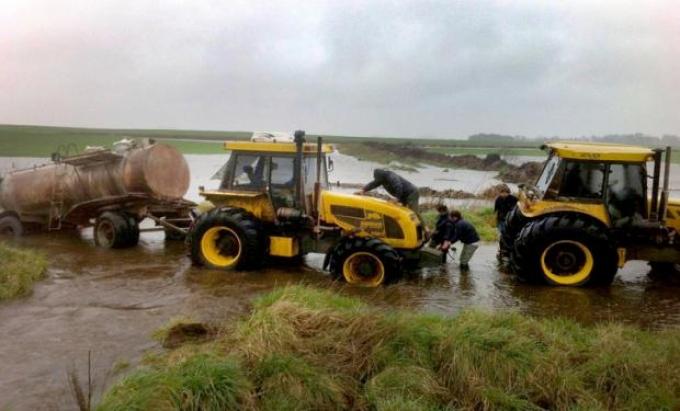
[224,140,334,154]
[545,142,656,162]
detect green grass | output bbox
[98,285,680,411]
[421,207,497,241]
[0,242,47,300]
[0,124,244,156]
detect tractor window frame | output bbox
[536,153,561,197]
[553,159,607,203]
[604,161,648,223]
[221,152,270,192]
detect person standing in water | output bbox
[440,210,480,269]
[358,169,420,212]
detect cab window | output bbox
[270,156,296,208]
[222,154,268,191]
[607,163,647,225]
[559,161,605,199]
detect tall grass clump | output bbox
[422,207,497,241]
[97,355,253,411]
[0,242,47,300]
[99,285,680,410]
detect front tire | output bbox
[189,208,264,270]
[0,214,23,238]
[511,215,618,286]
[328,237,401,287]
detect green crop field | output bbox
[0,124,537,157]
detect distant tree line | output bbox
[468,132,680,147]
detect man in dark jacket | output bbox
[359,169,419,212]
[429,204,450,263]
[440,210,480,268]
[493,184,518,236]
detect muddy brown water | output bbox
[1,229,680,410]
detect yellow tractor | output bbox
[187,131,426,286]
[501,142,680,286]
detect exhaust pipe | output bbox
[658,146,672,224]
[293,130,306,209]
[649,148,663,221]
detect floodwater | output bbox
[1,152,680,409]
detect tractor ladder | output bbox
[48,163,67,231]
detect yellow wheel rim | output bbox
[200,226,242,268]
[342,252,385,287]
[540,240,594,286]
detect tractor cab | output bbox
[199,131,334,223]
[215,138,332,214]
[529,143,656,228]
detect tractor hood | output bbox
[319,191,423,250]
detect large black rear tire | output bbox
[511,214,618,286]
[0,214,23,238]
[327,237,401,287]
[189,208,264,270]
[499,205,528,260]
[94,212,139,248]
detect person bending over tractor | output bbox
[439,210,480,269]
[358,169,420,212]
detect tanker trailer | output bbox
[0,139,195,248]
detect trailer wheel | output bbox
[327,237,401,287]
[511,214,618,286]
[0,214,23,238]
[94,212,138,249]
[189,208,264,270]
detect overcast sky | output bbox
[1,0,678,139]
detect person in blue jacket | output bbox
[439,210,480,269]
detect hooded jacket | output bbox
[362,169,418,204]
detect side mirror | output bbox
[327,158,334,172]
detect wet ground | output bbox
[1,229,679,410]
[2,152,680,409]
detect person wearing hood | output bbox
[358,169,420,212]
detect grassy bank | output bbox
[422,207,497,241]
[98,285,680,410]
[0,124,244,156]
[0,243,47,300]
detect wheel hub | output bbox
[555,251,577,271]
[217,234,239,256]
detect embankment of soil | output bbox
[97,285,680,411]
[339,142,544,184]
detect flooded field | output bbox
[1,230,679,409]
[1,152,680,409]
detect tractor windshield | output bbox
[535,154,561,196]
[221,154,268,190]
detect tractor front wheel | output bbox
[328,237,401,287]
[511,215,618,286]
[189,208,264,270]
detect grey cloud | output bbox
[0,0,678,138]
